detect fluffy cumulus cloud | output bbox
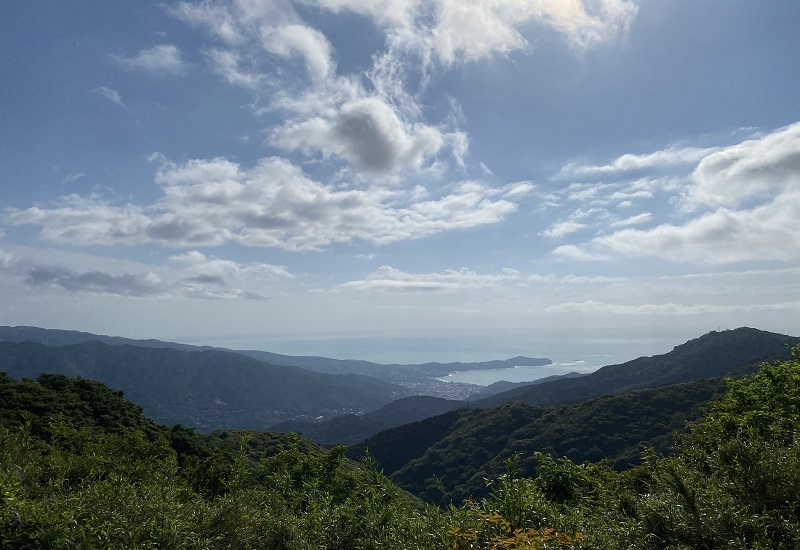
[114,44,187,74]
[272,97,446,172]
[337,265,521,291]
[262,24,335,80]
[2,156,522,251]
[552,123,800,264]
[688,122,800,208]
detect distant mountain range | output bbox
[0,325,552,430]
[0,340,407,430]
[0,325,551,399]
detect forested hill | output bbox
[350,378,728,503]
[477,327,799,407]
[0,340,407,430]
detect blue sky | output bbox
[1,1,798,364]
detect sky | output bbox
[1,0,799,365]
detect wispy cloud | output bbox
[337,265,521,292]
[114,44,187,74]
[63,172,87,184]
[558,145,719,179]
[169,250,294,280]
[92,86,126,107]
[542,220,587,239]
[610,212,652,227]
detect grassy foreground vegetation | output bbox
[2,347,800,548]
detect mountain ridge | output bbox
[0,339,408,430]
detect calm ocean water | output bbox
[436,360,601,386]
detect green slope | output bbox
[354,378,727,503]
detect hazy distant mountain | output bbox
[0,325,211,352]
[0,326,546,398]
[272,395,467,445]
[0,340,407,431]
[477,328,799,407]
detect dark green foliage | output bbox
[0,374,444,549]
[364,378,726,503]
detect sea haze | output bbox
[437,360,601,386]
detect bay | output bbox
[436,360,600,386]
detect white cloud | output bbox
[262,24,335,80]
[503,181,537,198]
[308,0,638,64]
[272,96,446,173]
[171,0,298,45]
[688,121,800,208]
[305,0,418,28]
[338,265,520,292]
[206,49,264,89]
[559,145,718,178]
[610,212,651,227]
[3,156,520,251]
[542,220,586,238]
[114,44,187,74]
[593,194,800,264]
[92,86,125,107]
[63,172,87,184]
[169,250,293,279]
[553,122,800,265]
[552,244,611,262]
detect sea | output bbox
[435,359,601,386]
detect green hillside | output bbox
[353,378,726,502]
